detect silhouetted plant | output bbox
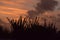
[7,16,57,33]
[0,16,60,40]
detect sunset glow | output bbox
[0,0,38,20]
[0,0,60,30]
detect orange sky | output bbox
[0,0,39,21]
[0,0,60,29]
[0,0,60,19]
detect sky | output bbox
[0,0,39,31]
[0,0,60,18]
[0,0,38,19]
[0,0,60,30]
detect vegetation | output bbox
[0,16,59,40]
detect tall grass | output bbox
[0,16,60,40]
[6,16,57,32]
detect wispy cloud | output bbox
[0,6,27,18]
[0,0,39,19]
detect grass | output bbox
[0,16,59,40]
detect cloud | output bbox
[0,6,27,19]
[0,0,38,22]
[0,0,38,19]
[36,0,58,13]
[0,0,38,10]
[27,0,58,18]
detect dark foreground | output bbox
[0,17,60,40]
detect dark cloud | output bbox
[36,0,58,13]
[28,0,58,17]
[27,10,37,18]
